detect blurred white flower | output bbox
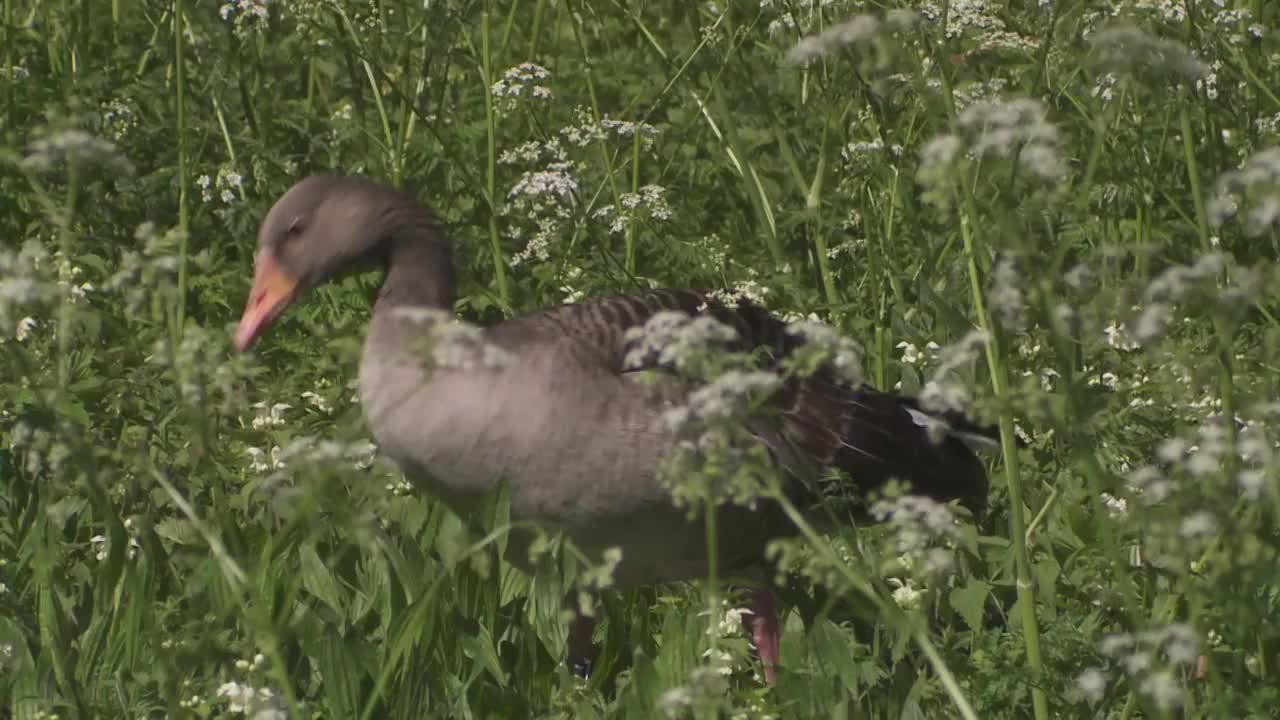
[300,390,331,414]
[624,311,739,373]
[785,15,883,66]
[1072,667,1107,704]
[1179,511,1217,540]
[718,605,753,635]
[1100,492,1129,520]
[785,320,864,386]
[15,316,35,341]
[1104,320,1140,351]
[1088,25,1208,84]
[251,402,291,430]
[1209,147,1280,236]
[888,577,921,609]
[21,129,134,175]
[665,370,782,433]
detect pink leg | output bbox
[568,611,596,678]
[746,587,781,685]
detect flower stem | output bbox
[480,9,510,309]
[808,128,838,306]
[956,187,1050,720]
[1178,88,1211,252]
[174,0,188,333]
[568,11,631,274]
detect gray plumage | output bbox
[242,174,991,589]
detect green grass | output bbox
[3,0,1280,717]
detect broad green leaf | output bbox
[950,579,992,634]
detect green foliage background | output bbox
[3,0,1280,718]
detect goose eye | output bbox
[286,216,305,237]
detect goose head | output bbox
[233,175,419,352]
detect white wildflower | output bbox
[897,341,922,366]
[300,391,331,413]
[658,686,693,719]
[785,320,864,385]
[1104,320,1140,351]
[666,370,782,432]
[1100,492,1129,520]
[1072,667,1108,704]
[250,402,291,429]
[486,61,552,106]
[957,98,1064,183]
[1089,25,1209,84]
[1179,511,1217,540]
[21,129,134,175]
[15,316,35,341]
[392,307,514,370]
[718,606,753,635]
[1209,147,1280,236]
[1139,670,1181,711]
[1127,465,1171,505]
[888,577,921,609]
[624,311,739,373]
[785,15,882,66]
[705,280,770,309]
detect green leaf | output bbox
[300,543,345,616]
[154,517,198,545]
[810,619,863,694]
[950,579,992,634]
[461,625,507,688]
[314,633,366,717]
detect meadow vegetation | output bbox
[3,0,1280,717]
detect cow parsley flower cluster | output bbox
[592,184,673,235]
[196,167,246,205]
[703,280,771,311]
[559,106,659,149]
[785,14,893,66]
[870,494,962,574]
[1088,24,1209,89]
[106,222,185,315]
[918,330,988,416]
[784,320,864,386]
[391,307,514,370]
[1073,624,1202,711]
[490,62,553,114]
[1126,252,1262,347]
[0,242,56,337]
[989,255,1028,331]
[920,0,1038,53]
[100,98,138,141]
[21,128,134,176]
[1236,403,1280,500]
[952,77,1010,111]
[841,137,905,171]
[216,680,286,719]
[506,161,578,266]
[1208,146,1280,237]
[219,0,270,35]
[917,97,1065,207]
[623,311,740,375]
[662,370,782,434]
[1113,0,1187,24]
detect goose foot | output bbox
[746,587,780,685]
[569,612,596,679]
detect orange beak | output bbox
[234,253,300,352]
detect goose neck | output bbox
[376,217,455,312]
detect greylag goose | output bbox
[233,174,991,684]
